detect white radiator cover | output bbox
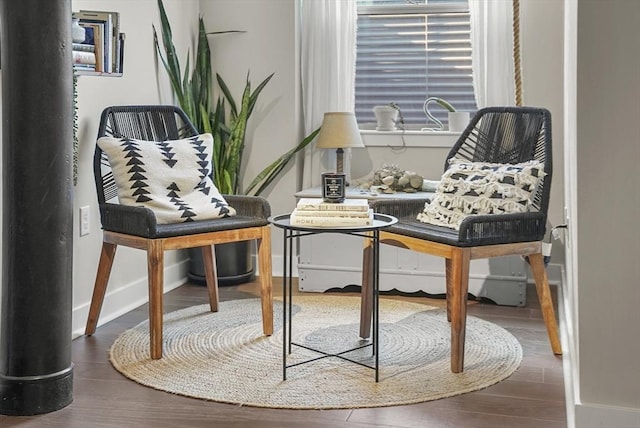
[297,233,528,307]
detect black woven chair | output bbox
[360,106,562,373]
[84,105,273,359]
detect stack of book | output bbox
[290,198,373,227]
[73,10,125,74]
[72,41,97,72]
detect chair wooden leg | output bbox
[359,237,373,339]
[528,252,562,355]
[257,226,273,336]
[445,258,453,322]
[202,245,219,312]
[147,240,164,360]
[85,241,117,335]
[449,248,470,373]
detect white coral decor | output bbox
[370,165,424,193]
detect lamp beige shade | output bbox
[315,112,364,150]
[315,112,364,176]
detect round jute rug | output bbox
[109,296,522,409]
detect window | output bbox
[355,0,477,129]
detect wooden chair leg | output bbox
[528,252,562,355]
[202,244,219,312]
[257,226,273,336]
[85,241,117,335]
[449,248,470,373]
[359,237,373,339]
[445,258,453,322]
[147,240,164,360]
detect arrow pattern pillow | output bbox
[417,157,545,230]
[97,133,236,224]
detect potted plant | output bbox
[423,97,469,132]
[372,102,400,131]
[154,0,320,283]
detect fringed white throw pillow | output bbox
[417,157,546,230]
[97,133,236,224]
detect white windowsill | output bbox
[360,129,459,148]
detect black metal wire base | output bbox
[286,341,376,373]
[270,213,398,385]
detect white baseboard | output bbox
[558,264,578,428]
[525,261,563,286]
[71,259,189,338]
[270,254,296,278]
[575,403,640,428]
[544,262,563,285]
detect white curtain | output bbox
[469,0,516,108]
[300,0,358,188]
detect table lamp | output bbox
[315,112,364,178]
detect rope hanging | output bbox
[512,0,523,106]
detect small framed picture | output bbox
[322,172,346,203]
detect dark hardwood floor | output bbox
[1,278,566,428]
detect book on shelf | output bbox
[117,32,125,73]
[74,10,114,72]
[73,10,123,74]
[72,42,95,53]
[292,208,373,218]
[296,198,369,212]
[72,50,96,65]
[74,15,109,72]
[78,22,104,72]
[73,63,96,72]
[290,210,373,227]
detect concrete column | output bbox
[0,0,74,415]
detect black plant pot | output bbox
[187,241,255,286]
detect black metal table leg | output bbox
[270,213,396,383]
[282,228,288,381]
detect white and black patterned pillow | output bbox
[417,157,546,230]
[97,133,236,224]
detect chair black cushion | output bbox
[372,199,545,247]
[99,195,270,239]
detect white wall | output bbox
[198,0,299,263]
[66,0,298,336]
[62,0,298,337]
[68,0,200,336]
[570,0,640,425]
[519,0,566,282]
[520,0,565,231]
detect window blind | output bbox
[355,0,477,128]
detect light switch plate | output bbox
[80,206,90,236]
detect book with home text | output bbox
[290,210,373,227]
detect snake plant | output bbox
[154,0,319,195]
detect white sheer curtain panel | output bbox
[469,0,516,108]
[300,0,357,188]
